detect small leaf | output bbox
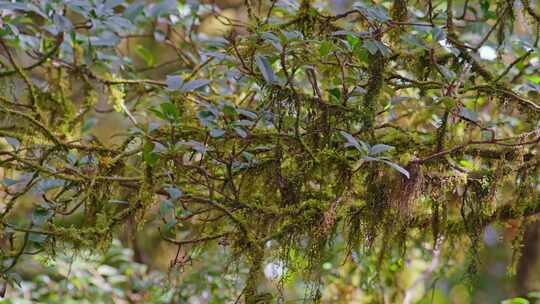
[369,144,393,155]
[460,107,479,122]
[166,75,183,91]
[159,200,175,217]
[135,45,155,67]
[354,87,367,94]
[160,102,180,122]
[440,97,456,108]
[38,179,64,192]
[97,265,118,276]
[255,55,276,84]
[237,109,257,119]
[261,32,283,52]
[143,142,159,166]
[372,41,391,56]
[233,119,255,127]
[353,3,390,23]
[526,75,540,84]
[32,206,53,226]
[29,233,47,243]
[356,48,369,62]
[81,117,97,133]
[165,186,182,200]
[527,292,540,299]
[431,27,446,42]
[242,151,254,161]
[209,128,226,138]
[234,127,248,138]
[382,160,410,179]
[181,79,210,92]
[4,137,20,149]
[261,32,280,43]
[149,107,167,120]
[281,30,303,40]
[340,131,363,152]
[222,104,237,116]
[362,156,379,162]
[332,30,357,37]
[319,41,332,57]
[154,29,166,42]
[437,64,456,80]
[176,140,213,153]
[459,159,475,170]
[501,298,530,304]
[163,219,178,232]
[0,178,19,186]
[347,35,360,49]
[5,272,22,288]
[362,40,379,55]
[328,88,341,101]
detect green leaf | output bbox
[163,219,178,232]
[160,102,180,122]
[223,104,237,116]
[3,137,20,149]
[527,291,540,298]
[438,64,456,80]
[149,107,167,120]
[233,119,254,127]
[526,75,540,84]
[261,32,283,52]
[459,159,475,170]
[382,160,410,179]
[319,41,332,57]
[181,79,210,92]
[329,88,341,101]
[234,127,248,138]
[0,178,18,186]
[347,35,360,49]
[166,75,183,91]
[135,45,155,67]
[81,117,97,133]
[501,297,530,304]
[29,233,47,243]
[369,144,393,155]
[164,187,182,200]
[431,27,446,42]
[159,200,175,217]
[480,0,491,16]
[363,40,377,54]
[38,179,64,192]
[237,108,257,119]
[356,48,369,62]
[281,30,303,40]
[143,142,159,166]
[255,55,277,84]
[460,107,479,122]
[209,128,226,138]
[32,206,53,226]
[353,3,390,23]
[5,272,22,288]
[340,131,368,153]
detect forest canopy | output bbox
[0,0,539,302]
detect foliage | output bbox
[0,240,171,304]
[0,0,539,302]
